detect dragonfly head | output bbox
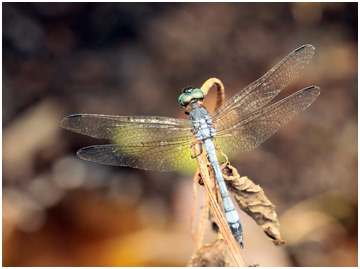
[178,87,205,110]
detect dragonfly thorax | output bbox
[189,105,217,141]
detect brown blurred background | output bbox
[3,2,357,267]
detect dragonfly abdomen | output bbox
[203,138,244,248]
[189,104,244,247]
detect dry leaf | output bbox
[188,238,232,267]
[221,162,286,246]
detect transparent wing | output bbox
[214,86,320,153]
[61,114,193,144]
[212,44,315,126]
[77,140,195,172]
[61,114,196,171]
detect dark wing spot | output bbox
[67,114,82,118]
[304,86,316,91]
[80,146,95,151]
[294,44,307,52]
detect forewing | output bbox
[77,140,196,172]
[61,114,193,144]
[212,44,315,126]
[214,86,320,153]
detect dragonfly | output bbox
[61,44,320,248]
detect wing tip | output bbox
[61,114,83,128]
[303,85,320,94]
[77,146,96,160]
[67,114,83,119]
[295,44,315,53]
[304,85,315,91]
[80,146,96,151]
[60,118,67,129]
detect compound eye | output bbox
[178,93,192,107]
[191,88,205,99]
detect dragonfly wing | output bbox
[214,86,320,153]
[77,140,195,172]
[212,44,315,125]
[61,114,193,144]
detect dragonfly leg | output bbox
[190,141,203,158]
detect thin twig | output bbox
[191,169,199,250]
[200,78,225,112]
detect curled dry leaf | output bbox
[220,162,286,246]
[188,238,233,267]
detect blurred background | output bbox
[2,2,357,267]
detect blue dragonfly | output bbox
[61,44,320,248]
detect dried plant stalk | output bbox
[191,168,210,249]
[200,78,225,113]
[191,143,245,267]
[190,169,199,250]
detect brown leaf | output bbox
[188,238,233,267]
[221,162,286,246]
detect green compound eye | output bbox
[191,88,205,99]
[178,93,192,107]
